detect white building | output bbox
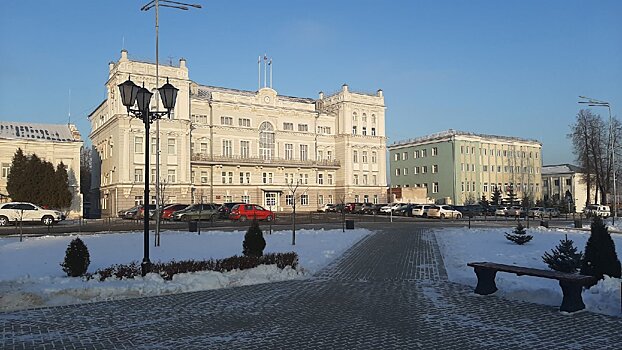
[89,50,388,217]
[541,164,589,213]
[0,121,83,217]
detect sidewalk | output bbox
[1,223,621,349]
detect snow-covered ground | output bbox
[435,225,622,317]
[1,224,621,318]
[0,228,371,311]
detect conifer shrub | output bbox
[505,222,533,245]
[580,217,622,287]
[60,237,91,277]
[542,234,582,273]
[243,219,266,257]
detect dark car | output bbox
[118,205,140,218]
[456,204,484,217]
[363,203,386,215]
[172,204,219,221]
[151,203,189,221]
[218,202,245,219]
[398,203,417,216]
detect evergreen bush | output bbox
[542,234,583,273]
[243,219,266,257]
[580,217,621,287]
[505,222,533,245]
[61,237,90,277]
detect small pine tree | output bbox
[580,217,622,287]
[61,238,90,277]
[491,186,502,206]
[542,234,583,273]
[505,222,533,245]
[243,220,266,257]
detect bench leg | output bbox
[473,267,498,295]
[559,281,586,312]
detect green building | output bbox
[388,130,542,205]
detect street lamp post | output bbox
[118,76,178,276]
[579,96,617,224]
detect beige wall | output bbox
[89,51,388,217]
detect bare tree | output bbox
[153,179,169,246]
[286,179,308,245]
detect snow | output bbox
[435,225,622,317]
[0,228,371,311]
[1,224,621,318]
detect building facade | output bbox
[541,164,588,213]
[89,50,387,218]
[388,130,542,205]
[0,121,83,217]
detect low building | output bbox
[0,121,83,217]
[89,50,388,217]
[541,164,589,213]
[388,130,543,205]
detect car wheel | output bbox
[42,216,54,226]
[456,214,462,219]
[0,216,9,226]
[440,213,445,219]
[181,215,191,222]
[239,216,247,222]
[266,215,273,222]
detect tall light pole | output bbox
[140,0,201,246]
[579,96,617,224]
[118,76,179,276]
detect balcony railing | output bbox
[191,154,341,168]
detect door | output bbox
[265,192,278,212]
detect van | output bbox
[584,204,611,218]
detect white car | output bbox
[380,203,404,214]
[583,204,611,218]
[411,204,433,217]
[0,202,65,226]
[495,206,508,216]
[426,205,463,219]
[317,204,336,212]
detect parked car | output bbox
[380,203,405,215]
[527,207,546,218]
[218,202,245,219]
[172,204,219,221]
[583,204,611,218]
[0,202,64,226]
[506,206,524,217]
[396,203,416,216]
[544,207,560,218]
[495,206,508,216]
[151,204,189,221]
[229,204,275,221]
[411,204,433,217]
[427,205,463,219]
[363,203,387,215]
[317,203,337,212]
[135,204,157,220]
[118,205,140,218]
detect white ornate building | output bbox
[89,50,387,217]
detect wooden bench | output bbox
[467,262,599,312]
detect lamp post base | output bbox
[141,259,152,277]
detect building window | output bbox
[354,174,359,184]
[362,127,367,136]
[352,112,357,121]
[201,171,208,184]
[301,194,309,206]
[318,173,324,185]
[371,128,376,136]
[353,150,358,163]
[432,182,439,193]
[283,122,294,131]
[327,151,332,160]
[134,196,144,206]
[298,124,308,132]
[432,147,438,156]
[240,140,250,158]
[200,142,208,154]
[167,169,177,183]
[222,140,233,157]
[262,172,273,184]
[432,165,438,173]
[168,138,176,154]
[221,171,226,184]
[414,167,419,174]
[318,195,324,205]
[352,126,357,135]
[403,168,408,175]
[151,169,156,183]
[1,163,9,178]
[371,151,377,163]
[394,153,400,161]
[285,143,293,160]
[328,194,333,204]
[327,174,333,185]
[422,149,427,157]
[300,144,308,161]
[241,195,250,203]
[239,118,251,127]
[363,174,368,185]
[372,175,377,185]
[422,166,428,174]
[221,116,233,125]
[134,168,143,182]
[286,194,294,206]
[259,122,275,160]
[354,195,360,203]
[414,150,419,158]
[299,173,309,184]
[245,172,251,184]
[395,169,400,176]
[402,152,408,160]
[134,136,143,153]
[362,151,368,163]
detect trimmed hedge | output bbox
[87,252,298,281]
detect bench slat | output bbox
[467,262,597,284]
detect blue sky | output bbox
[1,0,620,165]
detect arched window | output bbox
[259,121,275,160]
[352,112,357,121]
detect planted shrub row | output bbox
[87,252,299,281]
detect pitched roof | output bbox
[0,121,81,143]
[542,164,583,174]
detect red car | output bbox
[160,204,189,220]
[229,204,275,222]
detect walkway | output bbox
[1,223,621,349]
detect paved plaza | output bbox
[2,223,621,349]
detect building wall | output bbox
[389,131,542,205]
[542,168,589,213]
[0,129,83,217]
[89,50,388,217]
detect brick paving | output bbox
[1,223,621,349]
